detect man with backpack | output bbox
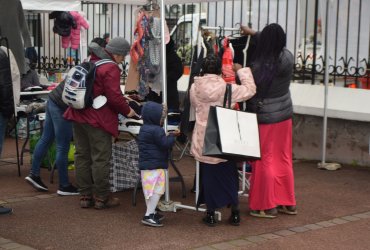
[64,37,138,209]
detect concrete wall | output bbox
[291,83,370,167]
[293,114,370,167]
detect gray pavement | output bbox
[1,137,370,250]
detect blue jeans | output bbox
[0,113,8,157]
[31,100,72,188]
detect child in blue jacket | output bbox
[138,101,178,227]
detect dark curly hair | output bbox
[200,53,222,76]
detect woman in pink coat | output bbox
[190,54,256,226]
[62,11,89,50]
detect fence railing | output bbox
[25,0,369,88]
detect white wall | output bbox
[290,83,370,122]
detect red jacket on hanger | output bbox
[221,38,235,84]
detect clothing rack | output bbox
[0,36,21,176]
[200,25,252,69]
[201,26,240,32]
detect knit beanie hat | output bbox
[105,37,130,56]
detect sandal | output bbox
[80,195,94,208]
[250,208,278,219]
[277,205,298,215]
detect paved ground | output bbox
[1,137,370,250]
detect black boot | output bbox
[203,210,217,227]
[229,210,240,226]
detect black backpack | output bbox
[62,59,115,109]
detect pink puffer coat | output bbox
[189,67,256,164]
[62,11,89,49]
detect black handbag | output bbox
[202,84,261,161]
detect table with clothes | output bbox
[17,91,50,165]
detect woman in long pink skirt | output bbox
[242,23,297,218]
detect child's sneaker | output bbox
[154,212,164,221]
[141,213,163,227]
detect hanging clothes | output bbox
[62,11,89,50]
[230,35,258,67]
[0,0,32,75]
[221,38,235,84]
[130,8,170,98]
[49,11,77,37]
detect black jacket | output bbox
[246,48,294,124]
[166,39,183,110]
[49,11,77,37]
[0,49,14,118]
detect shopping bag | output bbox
[202,85,260,160]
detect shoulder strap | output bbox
[95,59,116,67]
[223,84,232,108]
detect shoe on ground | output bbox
[250,208,278,219]
[25,174,48,192]
[57,185,79,196]
[229,210,240,226]
[277,205,298,215]
[0,206,13,215]
[94,196,120,209]
[80,195,94,208]
[154,212,164,221]
[203,211,217,227]
[141,213,163,227]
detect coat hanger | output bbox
[229,23,242,39]
[142,0,159,12]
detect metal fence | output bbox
[25,0,369,88]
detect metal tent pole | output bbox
[159,0,171,204]
[321,0,330,165]
[319,0,340,171]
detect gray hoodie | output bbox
[88,42,111,60]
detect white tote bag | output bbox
[202,85,261,160]
[217,106,260,159]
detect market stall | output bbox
[18,0,340,218]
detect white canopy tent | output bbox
[21,0,226,10]
[84,0,220,4]
[21,0,81,11]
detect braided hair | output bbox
[252,23,286,96]
[200,53,222,76]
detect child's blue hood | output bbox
[142,101,163,126]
